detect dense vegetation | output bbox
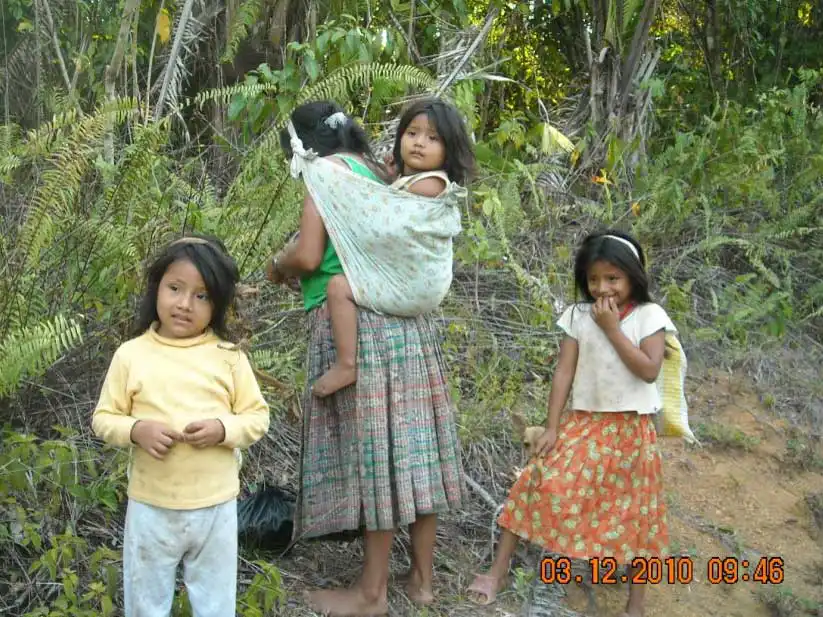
[1,0,821,614]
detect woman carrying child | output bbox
[267,99,474,616]
[467,230,674,617]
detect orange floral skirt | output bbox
[497,411,669,563]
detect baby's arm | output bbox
[404,175,447,198]
[218,352,271,449]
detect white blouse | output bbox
[557,302,677,415]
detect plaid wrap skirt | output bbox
[292,304,466,540]
[497,411,669,563]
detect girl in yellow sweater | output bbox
[92,234,270,617]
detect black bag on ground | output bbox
[237,484,365,553]
[237,485,296,553]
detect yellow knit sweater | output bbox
[91,323,270,510]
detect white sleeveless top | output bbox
[391,170,450,197]
[557,302,677,415]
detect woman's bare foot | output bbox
[312,363,356,398]
[303,587,388,616]
[403,567,435,606]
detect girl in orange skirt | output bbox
[467,230,676,617]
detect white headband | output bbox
[603,234,640,261]
[324,111,348,129]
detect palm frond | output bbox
[221,0,266,64]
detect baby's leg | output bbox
[183,499,238,617]
[313,274,358,397]
[122,500,183,617]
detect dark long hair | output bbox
[392,97,475,185]
[279,100,382,169]
[132,233,240,340]
[573,230,652,304]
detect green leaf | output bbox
[316,31,331,54]
[304,52,320,82]
[227,96,247,121]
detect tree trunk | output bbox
[567,0,664,180]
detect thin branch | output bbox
[131,8,140,114]
[144,0,165,125]
[36,0,74,104]
[407,0,415,57]
[435,4,500,97]
[1,0,9,128]
[69,37,88,95]
[387,8,421,64]
[103,0,142,162]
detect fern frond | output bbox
[190,83,280,110]
[693,235,783,289]
[103,121,170,223]
[0,314,84,397]
[24,97,138,158]
[287,63,436,124]
[0,155,22,179]
[221,0,265,64]
[17,99,140,271]
[0,123,22,151]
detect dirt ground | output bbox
[277,372,823,616]
[561,373,823,617]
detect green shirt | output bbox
[300,155,382,312]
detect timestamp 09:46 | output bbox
[540,556,785,585]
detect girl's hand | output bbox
[183,419,226,448]
[534,427,558,458]
[592,296,620,333]
[131,420,183,460]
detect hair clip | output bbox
[324,111,348,129]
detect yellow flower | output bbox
[631,202,641,216]
[592,170,612,185]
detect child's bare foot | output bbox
[303,588,388,616]
[466,573,509,606]
[312,363,356,398]
[620,605,645,617]
[403,567,435,606]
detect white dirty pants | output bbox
[123,498,237,617]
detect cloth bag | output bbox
[655,333,699,444]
